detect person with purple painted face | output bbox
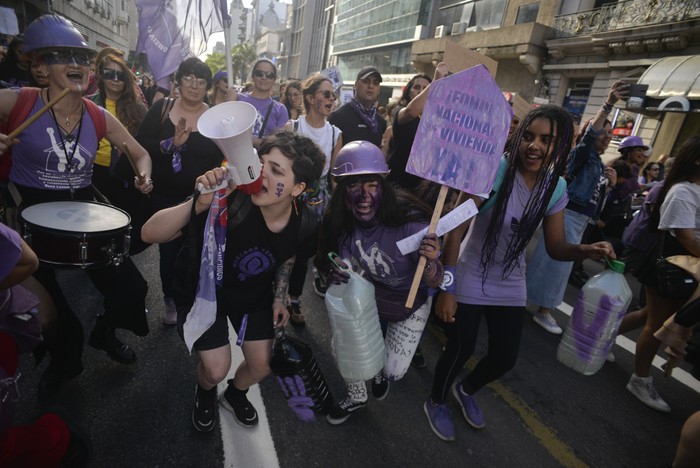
[316,140,443,425]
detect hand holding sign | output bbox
[404,65,513,308]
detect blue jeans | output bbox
[526,209,590,309]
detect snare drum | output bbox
[20,201,132,269]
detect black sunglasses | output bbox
[253,69,276,80]
[101,68,126,82]
[316,90,337,100]
[43,49,91,66]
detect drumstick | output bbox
[7,87,71,139]
[122,142,146,184]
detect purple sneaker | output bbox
[423,399,455,441]
[452,383,485,429]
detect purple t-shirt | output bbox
[340,220,428,294]
[455,172,568,307]
[10,96,101,190]
[238,93,288,138]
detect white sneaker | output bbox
[626,374,671,413]
[533,312,562,335]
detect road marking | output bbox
[489,378,589,468]
[556,302,700,393]
[220,325,279,468]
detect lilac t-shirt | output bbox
[238,93,288,138]
[10,97,101,190]
[455,172,568,307]
[340,220,428,294]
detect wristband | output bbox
[439,265,456,293]
[601,101,614,114]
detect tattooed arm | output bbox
[272,257,295,327]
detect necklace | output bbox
[47,89,85,196]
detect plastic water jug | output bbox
[557,259,632,376]
[325,264,386,381]
[270,328,333,421]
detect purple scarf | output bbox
[349,98,379,134]
[183,189,228,352]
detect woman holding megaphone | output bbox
[136,57,235,325]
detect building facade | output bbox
[330,0,433,98]
[545,0,700,160]
[284,0,335,80]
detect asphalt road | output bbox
[13,244,700,467]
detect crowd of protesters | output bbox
[1,13,698,467]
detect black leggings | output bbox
[431,302,525,403]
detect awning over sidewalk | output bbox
[638,55,700,112]
[639,55,700,99]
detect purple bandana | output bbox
[349,98,379,134]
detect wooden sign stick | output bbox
[405,184,449,308]
[7,87,70,139]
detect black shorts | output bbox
[177,302,275,351]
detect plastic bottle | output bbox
[324,264,386,381]
[269,328,333,422]
[557,259,633,376]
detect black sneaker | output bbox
[88,318,136,364]
[192,385,217,433]
[411,347,427,369]
[313,276,327,298]
[219,382,259,428]
[371,373,390,400]
[326,397,367,425]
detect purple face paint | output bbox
[345,177,382,225]
[275,182,285,197]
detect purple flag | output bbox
[136,0,229,89]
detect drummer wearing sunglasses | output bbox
[0,14,153,399]
[233,58,288,148]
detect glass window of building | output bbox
[515,3,540,24]
[438,0,507,32]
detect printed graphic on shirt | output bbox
[232,247,276,281]
[37,128,89,189]
[355,239,403,287]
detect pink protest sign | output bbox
[406,65,513,196]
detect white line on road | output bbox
[556,301,700,393]
[220,325,279,468]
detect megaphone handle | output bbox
[197,178,230,195]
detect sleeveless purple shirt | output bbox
[10,96,101,190]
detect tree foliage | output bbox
[203,44,257,84]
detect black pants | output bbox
[431,303,524,403]
[34,259,148,376]
[288,255,309,298]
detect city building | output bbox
[3,0,131,55]
[329,0,433,101]
[545,0,700,160]
[283,0,335,81]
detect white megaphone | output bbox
[197,101,262,195]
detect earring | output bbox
[292,195,299,216]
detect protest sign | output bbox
[406,65,512,197]
[403,64,512,308]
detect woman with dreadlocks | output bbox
[423,105,615,442]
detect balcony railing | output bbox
[553,0,700,38]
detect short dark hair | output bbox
[175,57,213,89]
[610,159,632,180]
[258,131,324,189]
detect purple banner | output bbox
[406,65,513,196]
[136,0,228,89]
